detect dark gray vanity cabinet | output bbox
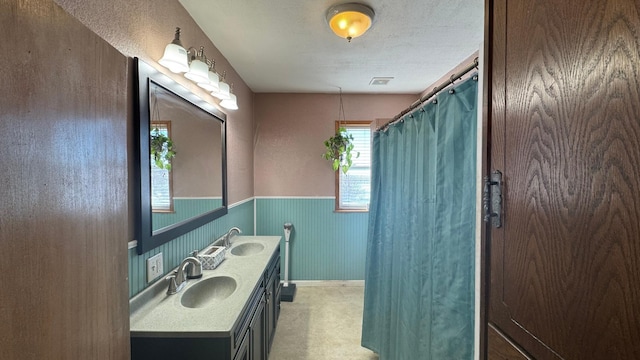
[131,247,281,360]
[234,292,264,360]
[233,281,264,360]
[236,247,280,360]
[233,334,249,360]
[265,256,281,354]
[247,294,266,360]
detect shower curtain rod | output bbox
[377,57,479,132]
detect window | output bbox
[336,121,371,211]
[150,121,174,212]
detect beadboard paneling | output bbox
[152,198,224,230]
[130,198,368,297]
[255,198,368,281]
[129,199,254,298]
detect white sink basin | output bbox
[230,242,264,256]
[129,236,282,335]
[180,276,237,308]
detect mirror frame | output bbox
[134,58,228,255]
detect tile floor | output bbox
[269,285,379,360]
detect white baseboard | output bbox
[281,280,365,287]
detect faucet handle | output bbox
[166,273,179,295]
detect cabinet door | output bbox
[266,267,279,352]
[233,332,249,360]
[274,267,281,329]
[249,295,266,360]
[487,0,640,358]
[266,261,280,353]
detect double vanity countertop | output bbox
[130,236,281,338]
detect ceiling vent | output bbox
[369,77,394,86]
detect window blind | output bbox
[339,126,371,209]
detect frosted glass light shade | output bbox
[198,70,220,92]
[220,93,238,110]
[326,3,375,41]
[213,81,231,100]
[184,59,210,83]
[158,43,189,73]
[158,28,189,73]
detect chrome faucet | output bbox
[166,256,202,295]
[224,227,242,248]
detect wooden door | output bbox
[487,0,640,358]
[1,1,130,359]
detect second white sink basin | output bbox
[181,276,237,308]
[230,242,264,256]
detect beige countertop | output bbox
[130,236,281,338]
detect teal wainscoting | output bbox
[128,199,254,298]
[152,198,224,231]
[255,198,368,281]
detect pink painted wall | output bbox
[253,93,417,196]
[165,106,223,198]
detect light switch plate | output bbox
[147,253,164,283]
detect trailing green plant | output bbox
[150,128,176,171]
[322,127,359,174]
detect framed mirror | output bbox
[134,58,227,255]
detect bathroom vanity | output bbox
[130,236,281,360]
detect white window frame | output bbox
[150,121,174,213]
[335,120,372,212]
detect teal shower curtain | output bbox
[362,76,477,359]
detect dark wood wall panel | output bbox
[0,0,129,358]
[488,324,531,360]
[488,0,640,359]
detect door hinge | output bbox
[483,170,503,228]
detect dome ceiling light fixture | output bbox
[326,3,375,42]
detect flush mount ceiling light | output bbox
[326,3,375,42]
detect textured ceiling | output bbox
[179,0,484,94]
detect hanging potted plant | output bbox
[321,89,359,173]
[150,127,176,171]
[322,127,359,173]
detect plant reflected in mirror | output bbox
[150,125,176,171]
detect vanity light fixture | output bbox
[213,71,231,101]
[220,83,238,110]
[198,59,220,92]
[157,28,239,110]
[184,46,210,84]
[158,27,189,73]
[326,3,375,42]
